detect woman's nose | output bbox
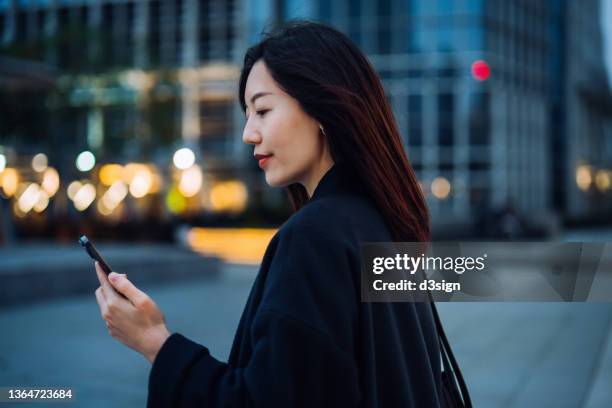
[242,124,262,145]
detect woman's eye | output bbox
[256,109,269,117]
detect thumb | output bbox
[109,272,145,303]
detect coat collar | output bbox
[309,162,365,203]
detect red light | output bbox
[471,60,490,81]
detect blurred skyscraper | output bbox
[1,0,246,169]
[561,0,612,221]
[255,0,611,229]
[0,0,610,236]
[248,0,612,230]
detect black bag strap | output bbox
[428,293,472,408]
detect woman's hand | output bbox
[94,262,171,364]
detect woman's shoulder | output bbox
[279,192,384,241]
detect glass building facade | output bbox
[0,0,245,168]
[1,0,610,234]
[258,0,552,224]
[246,0,611,227]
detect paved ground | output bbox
[0,264,254,408]
[0,243,221,307]
[1,262,611,407]
[440,302,612,407]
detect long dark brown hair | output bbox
[239,20,430,242]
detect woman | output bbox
[95,20,450,407]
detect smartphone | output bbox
[79,235,113,275]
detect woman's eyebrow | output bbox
[250,92,273,105]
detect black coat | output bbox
[147,164,442,407]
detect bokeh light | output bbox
[32,153,48,173]
[576,165,592,191]
[41,168,60,197]
[17,183,41,213]
[67,181,83,201]
[595,170,610,192]
[129,169,153,198]
[431,177,451,199]
[178,165,203,197]
[76,151,96,172]
[99,164,123,186]
[173,148,195,170]
[166,186,187,214]
[73,183,96,211]
[33,191,50,213]
[471,60,491,81]
[0,168,19,197]
[209,180,248,213]
[102,181,128,211]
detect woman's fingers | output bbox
[107,324,126,342]
[94,262,121,304]
[108,273,148,306]
[96,286,127,336]
[95,286,107,317]
[94,262,107,286]
[105,319,127,337]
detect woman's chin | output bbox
[264,175,282,188]
[264,171,292,188]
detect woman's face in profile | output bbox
[242,60,330,192]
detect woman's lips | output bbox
[258,155,272,168]
[254,154,273,168]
